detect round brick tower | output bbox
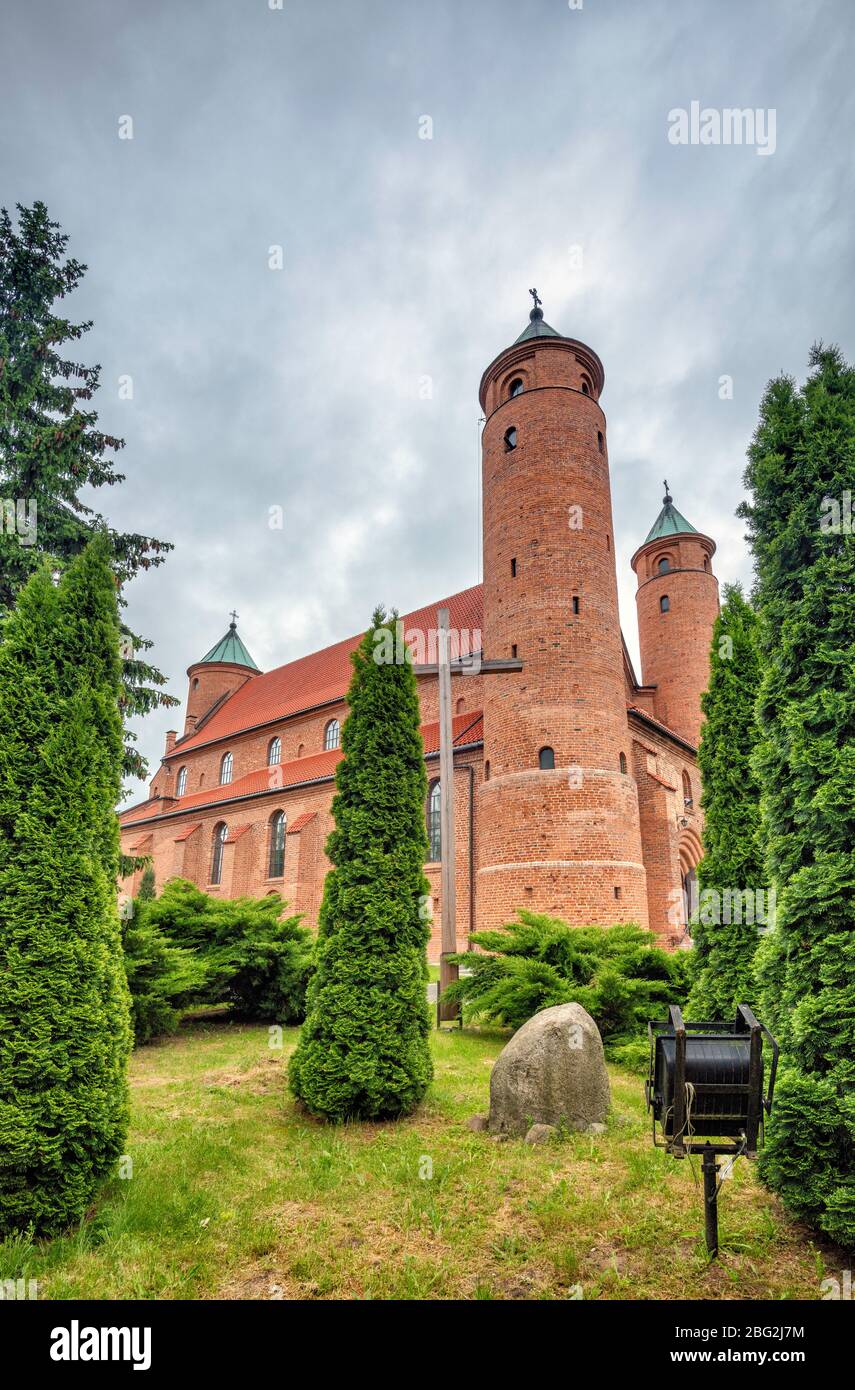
[630,485,719,748]
[476,296,648,931]
[183,616,260,736]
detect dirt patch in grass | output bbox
[202,1059,284,1093]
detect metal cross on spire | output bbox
[229,609,239,627]
[529,287,542,312]
[663,480,672,505]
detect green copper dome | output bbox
[198,618,259,671]
[643,484,698,545]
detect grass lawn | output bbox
[0,1018,838,1301]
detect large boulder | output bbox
[488,1003,610,1137]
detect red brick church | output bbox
[120,298,719,956]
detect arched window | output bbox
[619,752,627,775]
[484,760,490,781]
[220,751,233,784]
[324,718,340,751]
[660,594,670,613]
[297,742,305,758]
[456,697,465,714]
[658,556,671,575]
[176,766,187,797]
[504,426,517,451]
[427,779,441,861]
[268,736,281,766]
[538,746,555,770]
[210,822,227,885]
[268,810,286,877]
[597,431,604,454]
[581,381,590,396]
[509,377,524,398]
[682,771,693,809]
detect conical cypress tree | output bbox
[0,536,132,1235]
[687,584,765,1018]
[289,610,433,1121]
[738,345,855,1247]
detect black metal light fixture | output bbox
[645,1004,779,1257]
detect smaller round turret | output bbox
[631,484,719,748]
[184,613,260,735]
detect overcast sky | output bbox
[3,0,853,801]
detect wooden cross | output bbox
[414,608,523,1023]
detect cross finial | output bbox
[663,480,672,505]
[229,609,239,628]
[529,287,542,313]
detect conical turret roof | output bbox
[197,617,259,671]
[642,483,698,545]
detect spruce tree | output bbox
[0,201,176,779]
[687,584,765,1018]
[0,537,132,1234]
[138,863,157,902]
[289,610,433,1121]
[739,345,855,1247]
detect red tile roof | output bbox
[173,821,202,841]
[170,585,484,758]
[286,811,317,834]
[626,704,697,751]
[227,824,253,842]
[119,710,484,828]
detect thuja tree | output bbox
[289,610,433,1121]
[0,537,132,1234]
[0,201,175,779]
[687,584,764,1019]
[739,345,855,1247]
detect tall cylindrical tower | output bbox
[631,487,719,748]
[476,297,648,930]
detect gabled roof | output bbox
[196,620,259,672]
[171,585,483,757]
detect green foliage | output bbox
[444,912,688,1064]
[0,539,132,1235]
[147,878,313,1023]
[688,584,764,1018]
[121,902,205,1044]
[289,610,433,1121]
[0,201,176,779]
[137,864,156,902]
[739,344,855,1245]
